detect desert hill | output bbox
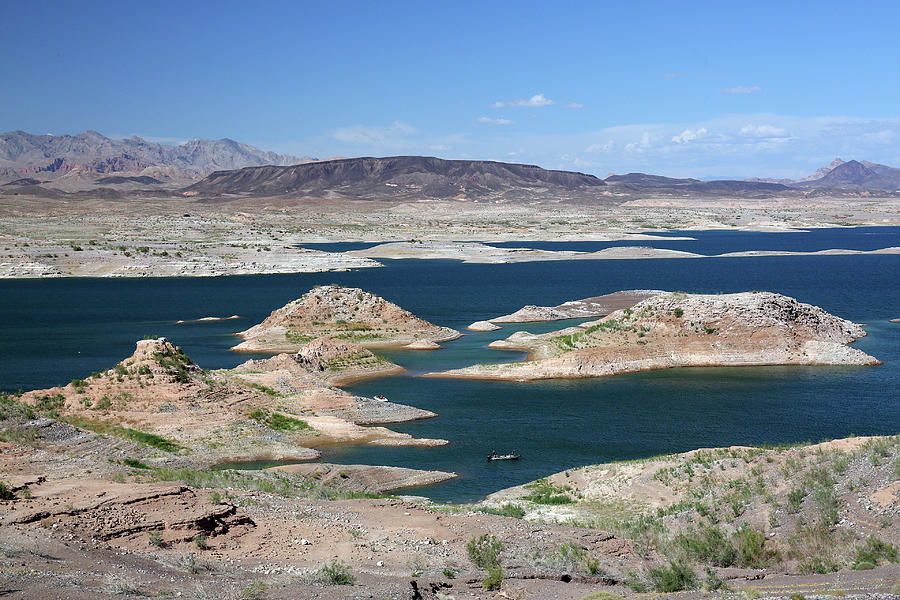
[183,155,608,201]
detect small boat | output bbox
[374,395,389,402]
[487,451,520,461]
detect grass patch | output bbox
[248,408,311,432]
[522,478,572,505]
[478,503,525,518]
[64,416,181,453]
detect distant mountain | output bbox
[0,130,308,182]
[796,158,846,182]
[184,156,608,201]
[793,159,900,191]
[605,172,790,195]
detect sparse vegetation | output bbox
[63,416,182,452]
[466,533,503,569]
[522,478,572,504]
[248,408,311,432]
[319,560,355,585]
[644,560,696,593]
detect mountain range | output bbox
[2,130,899,200]
[0,130,308,183]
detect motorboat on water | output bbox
[487,451,520,461]
[374,395,389,402]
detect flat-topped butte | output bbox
[232,284,460,352]
[428,291,881,381]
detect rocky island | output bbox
[428,291,881,381]
[232,284,461,353]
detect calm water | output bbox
[1,227,899,502]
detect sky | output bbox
[2,0,900,179]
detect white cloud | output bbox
[720,85,762,95]
[333,121,416,146]
[492,93,554,108]
[565,102,584,109]
[739,124,789,138]
[586,140,614,153]
[429,144,451,151]
[478,116,514,125]
[671,127,708,144]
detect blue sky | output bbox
[2,0,899,178]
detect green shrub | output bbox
[483,564,503,590]
[194,534,208,550]
[733,524,778,568]
[674,526,736,566]
[466,534,503,569]
[319,560,355,585]
[123,458,151,469]
[645,560,697,593]
[34,393,65,413]
[852,535,899,569]
[0,481,15,500]
[797,556,839,574]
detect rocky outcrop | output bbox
[403,339,442,350]
[232,285,460,352]
[427,291,881,381]
[291,336,405,384]
[489,290,664,323]
[266,463,456,494]
[467,320,502,331]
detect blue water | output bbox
[486,226,900,255]
[1,228,898,502]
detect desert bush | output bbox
[466,533,503,569]
[483,564,503,590]
[645,560,696,592]
[852,535,899,569]
[733,524,778,568]
[319,560,355,585]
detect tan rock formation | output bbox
[232,284,460,352]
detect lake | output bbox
[2,227,898,502]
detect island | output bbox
[232,284,461,353]
[427,291,881,381]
